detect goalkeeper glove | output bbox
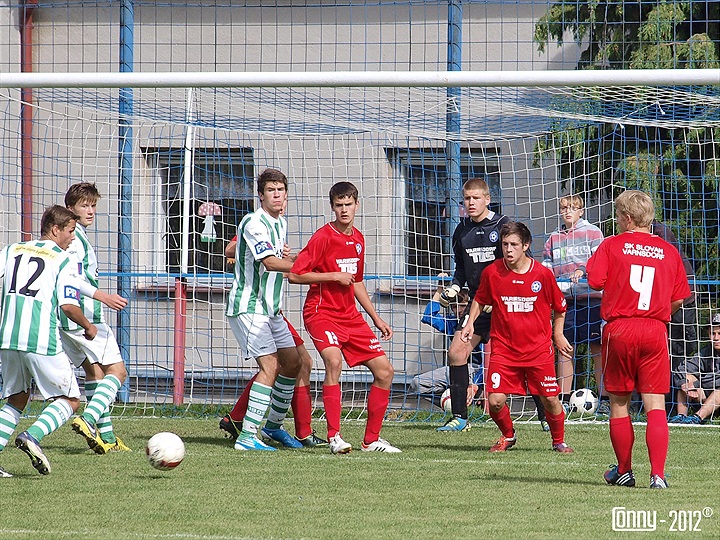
[439,284,461,308]
[481,304,493,313]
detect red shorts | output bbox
[282,316,304,347]
[602,318,670,394]
[486,350,559,397]
[304,311,385,367]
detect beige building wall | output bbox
[0,2,583,390]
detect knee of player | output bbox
[487,393,506,411]
[447,343,470,365]
[371,359,394,384]
[63,397,81,413]
[106,363,128,383]
[409,376,420,393]
[299,348,314,370]
[541,395,563,413]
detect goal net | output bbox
[0,79,718,424]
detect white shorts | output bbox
[1,349,80,400]
[228,313,295,359]
[60,323,123,368]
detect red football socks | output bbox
[363,385,390,445]
[544,409,566,446]
[292,384,313,439]
[229,373,258,422]
[646,409,669,478]
[323,384,342,439]
[610,415,635,474]
[489,404,515,438]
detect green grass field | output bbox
[0,416,717,539]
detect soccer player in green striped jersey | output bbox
[226,168,302,451]
[63,183,132,454]
[0,206,122,477]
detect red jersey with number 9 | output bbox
[475,258,567,364]
[586,231,691,323]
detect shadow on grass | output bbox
[471,471,599,487]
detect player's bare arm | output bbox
[670,298,685,315]
[460,299,481,343]
[93,290,129,311]
[552,311,573,359]
[353,282,392,340]
[261,254,294,273]
[60,304,97,340]
[68,275,128,311]
[224,240,237,259]
[288,271,355,286]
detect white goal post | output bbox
[1,68,720,88]
[0,69,716,421]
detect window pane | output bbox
[387,147,501,277]
[148,147,255,275]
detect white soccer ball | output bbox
[440,388,452,413]
[569,388,599,415]
[146,432,185,471]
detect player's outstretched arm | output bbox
[460,300,482,343]
[353,282,392,340]
[288,271,354,286]
[93,290,129,311]
[60,304,98,340]
[70,277,127,311]
[552,312,573,359]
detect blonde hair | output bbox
[462,177,489,196]
[615,190,655,228]
[559,194,584,209]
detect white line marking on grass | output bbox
[0,530,269,540]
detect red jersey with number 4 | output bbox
[586,231,691,323]
[475,258,567,364]
[291,223,364,319]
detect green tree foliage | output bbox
[534,1,719,280]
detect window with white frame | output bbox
[386,147,501,277]
[144,147,255,276]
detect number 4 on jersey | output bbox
[629,264,655,311]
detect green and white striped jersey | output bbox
[61,225,104,331]
[0,240,82,355]
[226,208,287,317]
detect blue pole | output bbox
[117,0,134,402]
[447,1,462,230]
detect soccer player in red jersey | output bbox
[289,181,399,454]
[462,221,574,453]
[586,190,691,489]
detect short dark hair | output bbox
[65,182,101,207]
[41,205,78,236]
[500,221,532,246]
[257,168,288,194]
[329,181,359,204]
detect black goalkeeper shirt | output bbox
[451,211,510,299]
